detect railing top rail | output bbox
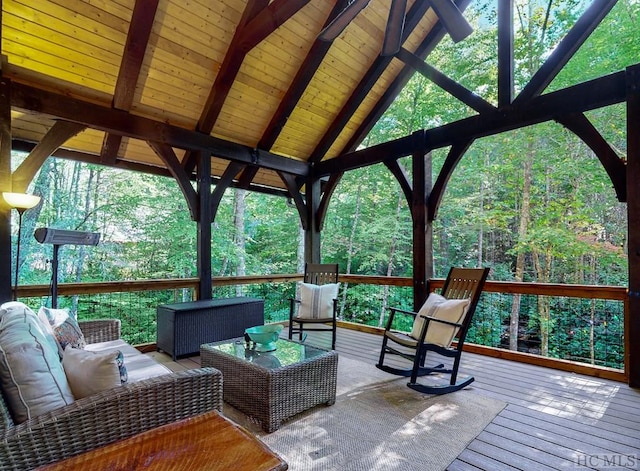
[16,273,627,301]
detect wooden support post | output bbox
[0,77,12,302]
[627,65,640,388]
[412,130,433,310]
[305,178,321,264]
[196,150,212,300]
[497,0,513,107]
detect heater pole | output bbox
[51,244,60,308]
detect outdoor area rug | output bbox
[223,356,506,471]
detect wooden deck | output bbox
[150,327,640,470]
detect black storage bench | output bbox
[157,297,264,360]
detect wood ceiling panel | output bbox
[61,128,106,155]
[118,138,165,167]
[3,0,128,95]
[253,168,285,188]
[10,110,53,145]
[153,1,239,62]
[3,0,496,194]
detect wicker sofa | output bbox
[0,316,223,470]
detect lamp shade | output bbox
[2,192,41,210]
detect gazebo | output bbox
[1,0,638,387]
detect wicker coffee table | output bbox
[201,337,338,432]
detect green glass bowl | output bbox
[245,324,284,351]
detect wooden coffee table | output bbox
[201,337,338,432]
[36,410,287,470]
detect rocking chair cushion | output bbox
[297,282,339,319]
[410,293,470,347]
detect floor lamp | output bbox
[3,192,41,301]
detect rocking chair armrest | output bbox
[418,313,463,329]
[390,307,418,318]
[385,307,418,331]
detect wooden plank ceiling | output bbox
[2,0,447,193]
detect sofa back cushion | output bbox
[0,302,74,423]
[37,306,87,356]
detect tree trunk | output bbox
[340,185,362,321]
[510,150,533,351]
[233,189,246,296]
[72,167,95,312]
[532,246,551,356]
[379,190,403,328]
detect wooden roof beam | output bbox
[336,0,472,157]
[183,0,310,174]
[100,0,159,165]
[497,0,514,106]
[258,0,350,151]
[12,139,290,198]
[11,82,309,177]
[396,48,495,113]
[313,71,627,176]
[309,0,435,163]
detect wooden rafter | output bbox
[396,48,495,113]
[497,0,514,107]
[258,0,350,151]
[183,0,310,175]
[181,0,269,174]
[100,0,159,165]
[309,0,434,163]
[336,0,473,157]
[315,71,627,177]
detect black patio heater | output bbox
[34,228,101,308]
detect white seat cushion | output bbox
[85,339,172,382]
[0,302,74,423]
[296,282,339,320]
[410,294,470,347]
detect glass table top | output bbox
[207,338,330,370]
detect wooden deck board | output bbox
[149,327,640,470]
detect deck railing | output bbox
[17,274,627,382]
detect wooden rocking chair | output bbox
[288,263,339,349]
[376,267,489,394]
